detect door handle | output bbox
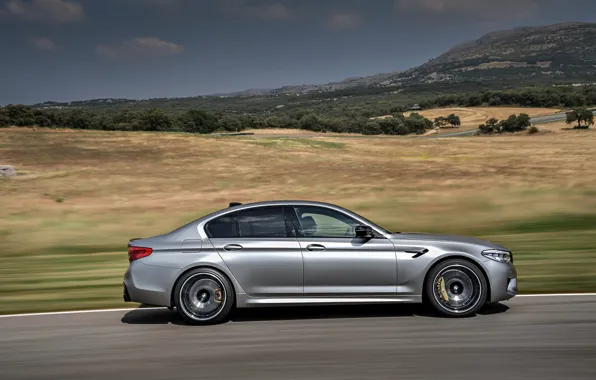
[223,244,243,251]
[306,244,326,252]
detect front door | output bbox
[207,206,303,297]
[289,206,397,296]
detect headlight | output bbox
[482,249,512,263]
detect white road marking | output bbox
[0,307,164,319]
[1,293,596,319]
[516,293,596,298]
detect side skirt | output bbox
[236,294,423,308]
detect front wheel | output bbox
[174,268,235,325]
[425,259,487,318]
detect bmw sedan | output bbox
[124,200,517,324]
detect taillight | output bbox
[128,246,153,262]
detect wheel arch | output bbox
[169,264,237,308]
[422,255,491,303]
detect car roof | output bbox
[199,200,355,223]
[227,200,343,209]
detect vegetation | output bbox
[566,107,595,129]
[478,113,532,134]
[0,104,439,136]
[1,128,596,313]
[434,114,461,128]
[27,85,596,118]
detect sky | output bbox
[1,0,596,105]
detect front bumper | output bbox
[484,260,518,302]
[506,277,518,300]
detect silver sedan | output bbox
[124,200,517,324]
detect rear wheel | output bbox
[174,268,234,325]
[425,259,487,318]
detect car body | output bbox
[124,200,517,324]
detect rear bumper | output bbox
[123,261,177,307]
[123,283,131,302]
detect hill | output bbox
[27,21,596,110]
[395,21,596,86]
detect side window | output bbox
[206,212,239,238]
[293,206,361,238]
[237,206,288,238]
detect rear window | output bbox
[205,212,239,238]
[237,206,287,238]
[205,206,289,238]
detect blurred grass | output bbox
[1,127,596,314]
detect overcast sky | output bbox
[1,0,595,104]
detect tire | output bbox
[174,268,235,325]
[425,259,487,318]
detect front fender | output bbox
[395,246,488,297]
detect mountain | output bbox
[266,21,596,93]
[268,71,403,95]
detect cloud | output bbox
[3,0,84,23]
[395,0,539,21]
[96,37,185,60]
[326,12,363,30]
[28,37,56,50]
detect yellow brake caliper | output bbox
[437,277,449,302]
[214,288,223,303]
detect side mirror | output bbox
[355,225,374,238]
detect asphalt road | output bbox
[1,295,595,380]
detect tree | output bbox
[434,117,448,127]
[298,113,324,132]
[517,113,531,130]
[136,109,172,131]
[177,110,218,134]
[362,121,381,135]
[566,108,595,129]
[478,118,500,134]
[218,115,244,132]
[65,110,92,130]
[446,114,461,128]
[405,113,432,135]
[0,108,9,127]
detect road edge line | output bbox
[0,307,165,319]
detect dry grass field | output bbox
[1,126,596,314]
[404,106,561,133]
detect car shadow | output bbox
[121,302,509,325]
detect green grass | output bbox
[501,213,596,234]
[250,138,346,150]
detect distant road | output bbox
[436,109,596,138]
[1,295,596,380]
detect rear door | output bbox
[207,206,303,297]
[290,206,397,296]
